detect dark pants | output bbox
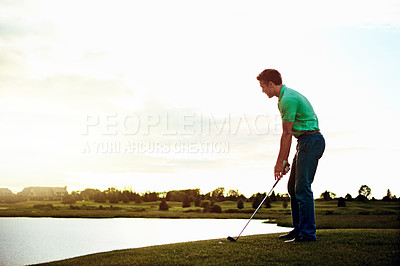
[288,133,325,240]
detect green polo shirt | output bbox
[278,84,320,138]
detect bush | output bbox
[337,197,346,207]
[282,198,289,209]
[252,196,262,209]
[201,201,210,213]
[159,199,169,211]
[237,199,244,209]
[355,195,368,202]
[210,204,222,213]
[264,197,272,208]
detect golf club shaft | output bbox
[235,178,281,240]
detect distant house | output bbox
[19,186,68,201]
[0,188,14,196]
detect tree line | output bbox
[60,187,290,206]
[319,185,398,202]
[1,185,398,206]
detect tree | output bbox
[211,187,225,202]
[203,192,211,201]
[159,199,169,211]
[237,199,244,209]
[355,194,368,201]
[194,197,201,207]
[121,193,130,203]
[61,194,76,204]
[134,194,142,204]
[345,193,353,201]
[143,192,159,202]
[201,201,210,213]
[210,204,222,213]
[182,195,191,208]
[109,193,120,204]
[71,191,83,201]
[320,190,336,200]
[226,189,240,201]
[252,193,264,209]
[382,189,392,201]
[358,185,371,199]
[264,197,272,208]
[270,191,277,202]
[166,191,185,202]
[165,189,199,203]
[80,188,101,201]
[94,192,106,203]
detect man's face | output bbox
[260,80,274,98]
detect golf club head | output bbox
[227,236,237,242]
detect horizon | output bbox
[1,1,400,200]
[2,183,394,199]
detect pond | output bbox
[0,218,290,265]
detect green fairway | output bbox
[1,200,399,229]
[40,229,400,265]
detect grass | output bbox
[2,200,397,265]
[39,229,400,265]
[1,200,399,229]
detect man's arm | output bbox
[274,121,294,180]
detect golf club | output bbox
[227,161,289,242]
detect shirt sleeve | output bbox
[280,97,298,122]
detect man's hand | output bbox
[274,160,290,180]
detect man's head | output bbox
[257,69,282,98]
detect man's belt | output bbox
[298,130,320,139]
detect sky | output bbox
[1,0,399,198]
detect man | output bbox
[257,69,325,242]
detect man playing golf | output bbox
[257,69,325,242]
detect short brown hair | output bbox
[256,69,282,85]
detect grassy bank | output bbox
[1,200,399,229]
[40,229,400,265]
